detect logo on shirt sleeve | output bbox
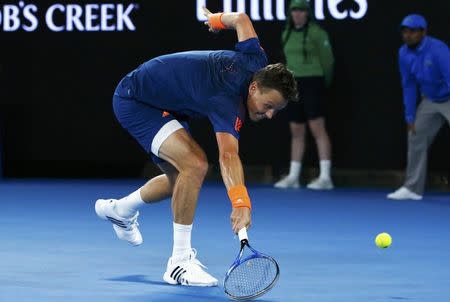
[234,117,243,132]
[162,111,170,117]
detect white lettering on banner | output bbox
[86,4,100,31]
[224,0,232,13]
[328,0,348,20]
[66,5,84,31]
[250,0,261,21]
[46,4,64,32]
[275,0,286,20]
[350,0,368,19]
[117,4,136,31]
[263,0,274,21]
[314,0,325,20]
[3,5,20,31]
[101,4,115,31]
[196,0,368,21]
[22,3,38,31]
[0,2,138,32]
[237,0,245,13]
[196,0,207,21]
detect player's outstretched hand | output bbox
[230,207,251,234]
[202,6,219,33]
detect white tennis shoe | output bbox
[274,176,300,189]
[307,177,334,190]
[387,187,423,200]
[95,199,143,246]
[163,249,218,287]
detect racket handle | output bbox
[238,228,248,241]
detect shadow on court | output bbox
[106,275,277,302]
[105,275,170,286]
[132,292,276,302]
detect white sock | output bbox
[319,160,331,179]
[172,222,193,259]
[288,161,301,179]
[115,188,146,217]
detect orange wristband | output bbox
[209,13,226,30]
[227,185,252,209]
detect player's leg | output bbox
[136,161,178,208]
[157,161,203,278]
[155,162,201,276]
[95,172,175,246]
[156,162,192,259]
[95,95,179,246]
[113,173,174,218]
[158,128,208,225]
[113,151,179,217]
[157,129,218,286]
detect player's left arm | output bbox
[216,132,252,234]
[202,7,257,42]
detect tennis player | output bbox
[95,7,297,287]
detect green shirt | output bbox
[282,23,334,87]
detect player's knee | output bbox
[166,174,178,192]
[195,156,209,178]
[185,153,208,179]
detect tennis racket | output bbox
[224,228,280,301]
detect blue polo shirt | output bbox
[120,38,268,138]
[399,36,450,123]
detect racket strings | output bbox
[225,257,278,298]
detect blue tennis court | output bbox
[1,180,449,302]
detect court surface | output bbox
[1,180,449,302]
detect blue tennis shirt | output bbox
[120,38,268,138]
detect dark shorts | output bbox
[288,76,326,123]
[113,93,189,165]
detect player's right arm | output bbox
[216,132,252,234]
[202,7,257,42]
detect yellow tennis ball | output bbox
[375,232,392,248]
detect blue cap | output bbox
[401,14,427,30]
